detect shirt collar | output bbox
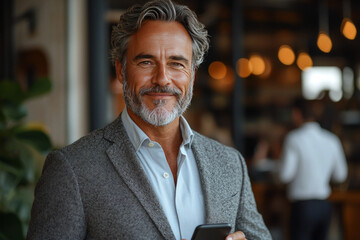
[179,114,194,147]
[303,122,320,129]
[121,107,194,151]
[121,107,149,152]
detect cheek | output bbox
[126,69,152,92]
[177,78,192,96]
[179,72,192,90]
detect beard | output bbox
[122,74,193,127]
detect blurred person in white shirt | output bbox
[279,98,347,240]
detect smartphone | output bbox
[191,223,232,240]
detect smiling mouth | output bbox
[146,92,174,99]
[139,85,182,101]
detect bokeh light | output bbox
[209,66,235,93]
[278,45,295,65]
[341,18,357,40]
[249,55,265,76]
[260,57,272,78]
[236,58,253,78]
[296,52,313,70]
[208,61,227,79]
[317,32,332,53]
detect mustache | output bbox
[139,85,182,98]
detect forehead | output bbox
[127,20,193,59]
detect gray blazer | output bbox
[27,115,271,240]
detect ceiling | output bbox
[242,0,360,63]
[107,0,360,89]
[108,0,360,64]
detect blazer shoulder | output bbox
[59,115,127,157]
[60,128,108,155]
[193,131,239,154]
[193,131,243,168]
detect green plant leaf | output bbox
[0,112,6,130]
[0,81,25,104]
[7,187,34,228]
[0,137,26,169]
[0,211,24,240]
[0,171,22,205]
[0,161,23,177]
[0,138,35,183]
[18,148,36,183]
[0,77,52,239]
[1,102,27,122]
[0,232,10,240]
[15,130,52,153]
[25,78,52,99]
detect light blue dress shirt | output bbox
[121,109,205,240]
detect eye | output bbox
[170,62,185,69]
[138,60,152,66]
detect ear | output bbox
[191,67,196,87]
[115,60,124,84]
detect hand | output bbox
[226,231,246,240]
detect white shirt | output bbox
[279,122,347,201]
[121,109,205,240]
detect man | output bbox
[27,0,271,239]
[279,98,348,240]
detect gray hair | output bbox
[110,0,209,69]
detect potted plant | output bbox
[0,78,52,240]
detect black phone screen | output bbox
[191,223,232,240]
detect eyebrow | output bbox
[133,54,154,61]
[133,54,190,65]
[169,55,189,65]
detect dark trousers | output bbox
[290,199,332,240]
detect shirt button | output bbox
[148,142,154,147]
[163,172,169,179]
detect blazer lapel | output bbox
[104,116,175,240]
[191,135,221,223]
[192,133,240,225]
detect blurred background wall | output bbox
[1,0,360,239]
[12,0,68,146]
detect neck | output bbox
[127,108,183,184]
[126,108,183,147]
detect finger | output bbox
[226,231,246,240]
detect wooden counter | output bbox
[329,190,360,240]
[252,183,360,240]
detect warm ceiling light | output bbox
[296,52,313,70]
[236,58,253,78]
[209,66,235,93]
[317,32,332,53]
[249,55,265,76]
[278,45,295,65]
[260,57,272,78]
[341,18,357,40]
[208,61,227,79]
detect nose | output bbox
[152,63,171,86]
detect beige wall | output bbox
[15,0,67,147]
[14,0,89,147]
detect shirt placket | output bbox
[146,140,181,238]
[175,147,188,239]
